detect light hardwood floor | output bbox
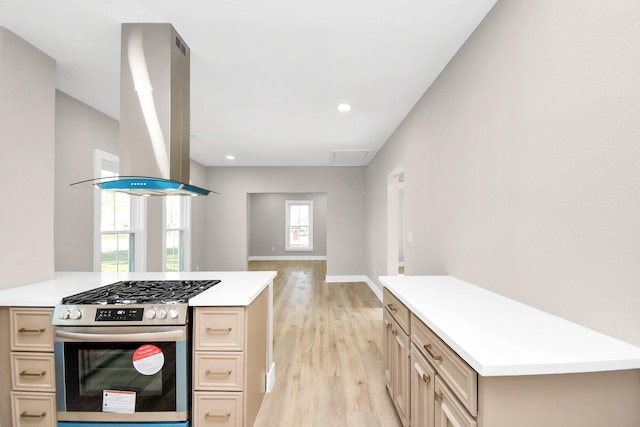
[249,260,402,427]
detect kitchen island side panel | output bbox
[478,370,640,427]
[0,307,10,427]
[245,286,269,427]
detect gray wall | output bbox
[54,91,119,271]
[203,167,365,275]
[190,161,209,271]
[0,27,56,289]
[366,0,640,346]
[249,192,327,258]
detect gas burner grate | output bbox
[61,279,221,305]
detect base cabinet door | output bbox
[383,308,394,393]
[434,377,476,427]
[411,346,436,427]
[392,322,410,426]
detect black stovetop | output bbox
[61,279,221,305]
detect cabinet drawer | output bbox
[434,377,477,427]
[383,288,410,335]
[411,314,478,416]
[11,391,56,427]
[193,391,243,427]
[194,307,245,351]
[194,352,245,391]
[11,353,56,392]
[10,308,54,352]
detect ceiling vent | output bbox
[329,149,376,166]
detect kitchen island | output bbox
[380,275,640,427]
[0,270,276,427]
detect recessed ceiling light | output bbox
[226,155,235,160]
[337,103,351,112]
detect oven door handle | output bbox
[55,328,185,342]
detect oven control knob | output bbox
[157,309,168,319]
[69,309,82,320]
[59,309,70,320]
[168,309,179,319]
[146,309,156,319]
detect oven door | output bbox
[54,325,189,422]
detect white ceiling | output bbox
[1,0,496,167]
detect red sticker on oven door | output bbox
[132,344,164,375]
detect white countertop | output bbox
[379,275,640,377]
[0,271,277,307]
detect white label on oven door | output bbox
[132,344,165,375]
[103,390,136,413]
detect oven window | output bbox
[64,341,177,412]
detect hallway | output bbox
[250,260,401,427]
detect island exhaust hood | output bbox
[77,23,211,196]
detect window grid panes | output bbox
[98,161,138,272]
[100,233,134,272]
[165,196,187,272]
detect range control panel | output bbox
[95,308,144,322]
[52,303,189,326]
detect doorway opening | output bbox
[387,168,404,276]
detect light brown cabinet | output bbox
[384,289,479,427]
[411,313,477,416]
[434,376,477,427]
[410,345,435,427]
[9,307,56,427]
[384,285,640,427]
[383,288,410,427]
[408,314,477,427]
[192,287,268,427]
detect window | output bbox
[285,200,313,251]
[94,150,146,272]
[164,195,190,271]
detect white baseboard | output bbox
[325,275,382,302]
[266,362,276,393]
[248,255,327,261]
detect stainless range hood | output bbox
[82,23,210,196]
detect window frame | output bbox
[285,200,314,252]
[93,149,146,272]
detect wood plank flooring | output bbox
[249,260,402,427]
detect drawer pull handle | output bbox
[387,304,397,312]
[424,344,443,362]
[434,392,444,402]
[20,411,46,418]
[206,327,232,333]
[19,370,46,377]
[18,327,46,334]
[422,373,431,383]
[205,412,231,419]
[205,369,232,376]
[384,320,391,328]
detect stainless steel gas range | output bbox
[52,279,220,427]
